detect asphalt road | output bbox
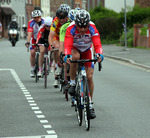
[0,39,150,138]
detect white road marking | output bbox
[0,69,57,137]
[43,125,52,129]
[36,115,45,119]
[34,111,42,114]
[40,120,49,123]
[31,107,40,110]
[1,135,57,138]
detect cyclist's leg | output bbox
[38,45,46,76]
[53,39,60,87]
[30,38,36,77]
[68,48,80,96]
[81,47,96,118]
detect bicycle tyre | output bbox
[83,77,90,131]
[59,66,64,92]
[76,82,83,126]
[65,89,68,101]
[44,57,48,88]
[35,53,39,83]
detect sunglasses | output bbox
[45,25,50,27]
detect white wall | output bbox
[105,0,135,13]
[41,0,50,17]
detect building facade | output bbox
[135,0,150,7]
[41,0,50,17]
[0,0,26,38]
[105,0,134,13]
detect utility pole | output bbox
[71,0,74,8]
[124,0,128,50]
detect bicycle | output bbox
[59,52,69,101]
[42,43,50,88]
[70,59,101,131]
[31,44,40,83]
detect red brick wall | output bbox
[135,0,150,7]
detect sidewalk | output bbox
[103,45,150,70]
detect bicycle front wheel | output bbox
[35,53,39,83]
[76,83,83,126]
[83,77,90,131]
[44,57,48,88]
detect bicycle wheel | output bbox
[44,57,48,88]
[59,66,64,92]
[83,77,90,131]
[75,81,83,126]
[35,53,39,83]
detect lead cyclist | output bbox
[64,9,104,119]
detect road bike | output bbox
[59,52,69,101]
[42,43,50,88]
[70,59,101,131]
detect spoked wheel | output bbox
[65,89,68,101]
[76,84,83,126]
[44,57,48,88]
[76,98,83,126]
[35,54,39,83]
[84,95,90,131]
[83,78,90,131]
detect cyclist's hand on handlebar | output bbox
[95,53,104,62]
[50,45,54,52]
[25,42,30,48]
[64,55,72,64]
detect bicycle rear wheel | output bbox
[35,53,39,83]
[83,77,90,131]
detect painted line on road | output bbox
[0,69,57,138]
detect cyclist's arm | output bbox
[64,28,73,55]
[48,30,55,46]
[92,35,103,54]
[59,25,66,54]
[27,32,32,43]
[36,27,45,44]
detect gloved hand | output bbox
[64,55,72,63]
[95,53,104,62]
[25,42,30,48]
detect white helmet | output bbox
[44,17,52,26]
[32,10,42,17]
[12,18,16,22]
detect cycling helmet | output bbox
[75,7,81,10]
[56,8,68,19]
[32,10,42,17]
[75,10,90,27]
[59,4,70,13]
[44,17,52,26]
[68,9,75,21]
[12,18,16,22]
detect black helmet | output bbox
[56,8,68,19]
[75,10,90,27]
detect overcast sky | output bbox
[105,0,135,13]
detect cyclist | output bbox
[36,17,53,77]
[59,9,76,89]
[48,4,70,88]
[25,9,44,77]
[64,9,104,119]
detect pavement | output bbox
[103,44,150,70]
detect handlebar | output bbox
[70,59,102,71]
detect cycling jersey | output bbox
[60,22,70,42]
[27,18,44,40]
[36,24,50,44]
[50,17,61,40]
[64,21,103,55]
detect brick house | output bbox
[135,0,150,7]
